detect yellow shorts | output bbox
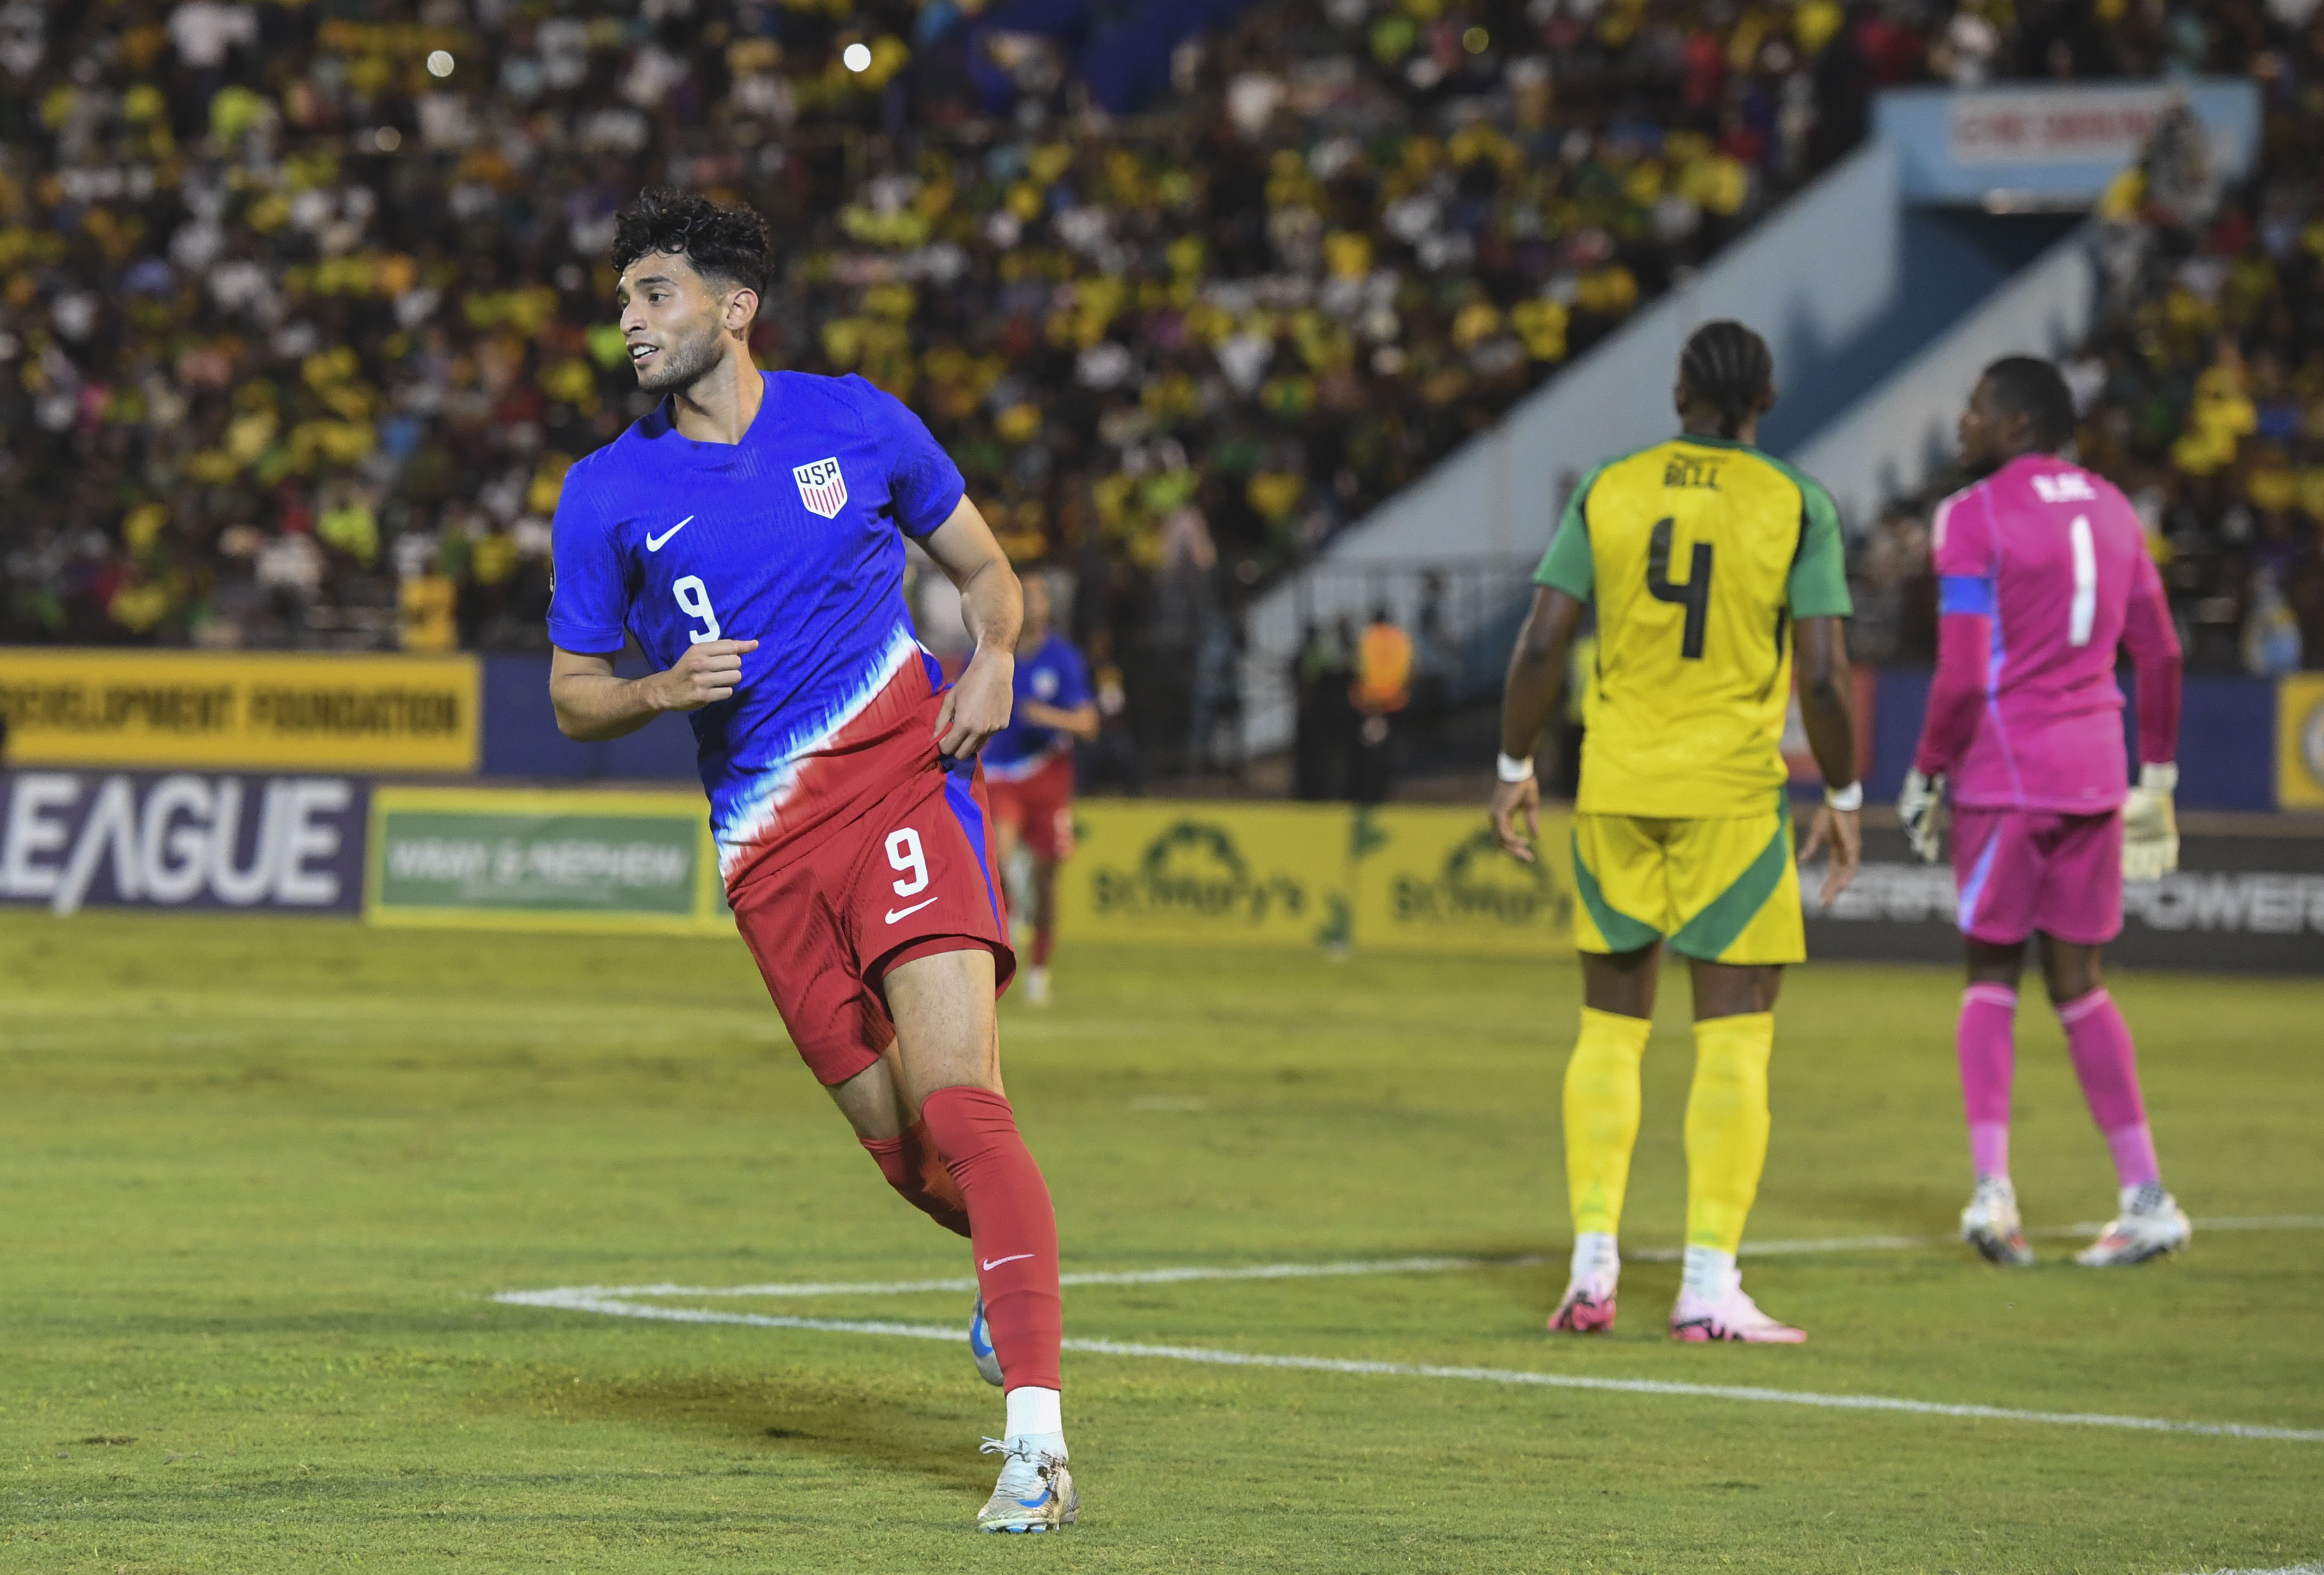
[1570,796,1804,965]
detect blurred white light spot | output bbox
[426,50,455,77]
[374,126,402,151]
[842,42,872,73]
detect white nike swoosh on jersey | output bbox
[884,896,939,924]
[981,1253,1034,1271]
[645,515,693,552]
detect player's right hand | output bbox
[1801,804,1861,905]
[1898,769,1946,864]
[650,639,760,712]
[1491,775,1541,863]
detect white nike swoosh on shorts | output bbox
[645,515,693,551]
[981,1254,1034,1271]
[884,896,939,924]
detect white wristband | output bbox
[1825,781,1863,813]
[1495,752,1536,784]
[2139,762,2177,794]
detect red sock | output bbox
[1032,924,1054,968]
[859,1119,972,1238]
[920,1086,1062,1393]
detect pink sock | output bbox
[2056,989,2161,1189]
[1958,984,2017,1179]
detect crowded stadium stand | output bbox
[0,0,2316,781]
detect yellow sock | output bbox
[1563,1008,1651,1239]
[1684,1012,1776,1254]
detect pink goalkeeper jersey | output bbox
[1927,454,2176,813]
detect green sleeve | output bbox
[1786,476,1852,618]
[1534,462,1603,599]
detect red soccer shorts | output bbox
[988,751,1076,860]
[1951,805,2124,948]
[730,753,1015,1087]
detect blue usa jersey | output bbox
[547,372,964,881]
[984,632,1092,782]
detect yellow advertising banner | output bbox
[1058,800,1354,950]
[1348,804,1578,958]
[2277,673,2324,810]
[0,648,480,772]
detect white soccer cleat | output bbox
[1960,1176,2035,1266]
[1670,1269,1807,1343]
[2074,1183,2192,1267]
[967,1295,1004,1387]
[1021,965,1051,1006]
[976,1437,1077,1533]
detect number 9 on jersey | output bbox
[673,575,722,644]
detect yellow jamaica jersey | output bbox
[1535,434,1851,819]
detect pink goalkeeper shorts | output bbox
[1950,806,2124,948]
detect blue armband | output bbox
[1938,575,1996,617]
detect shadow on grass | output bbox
[555,1367,988,1491]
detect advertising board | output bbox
[367,786,724,933]
[2277,673,2324,812]
[1056,801,1354,950]
[1805,826,2324,974]
[0,648,480,773]
[1348,805,1577,958]
[0,769,368,915]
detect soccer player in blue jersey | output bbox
[984,573,1097,1005]
[544,190,1074,1533]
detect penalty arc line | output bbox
[492,1287,2324,1444]
[531,1215,2324,1303]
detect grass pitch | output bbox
[2,909,2320,1573]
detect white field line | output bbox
[528,1215,2324,1303]
[491,1286,2324,1444]
[2175,1567,2324,1574]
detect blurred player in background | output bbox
[543,190,1075,1532]
[1492,321,1861,1344]
[1899,356,2190,1270]
[984,572,1097,1005]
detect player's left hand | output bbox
[1897,769,1945,864]
[935,647,1015,758]
[1800,804,1861,905]
[1491,775,1541,863]
[2122,762,2180,881]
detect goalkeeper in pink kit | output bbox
[1899,357,2191,1268]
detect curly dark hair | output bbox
[1679,320,1775,439]
[610,188,774,297]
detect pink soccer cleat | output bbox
[1670,1271,1806,1343]
[1548,1276,1617,1334]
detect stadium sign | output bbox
[368,786,725,933]
[1805,828,2324,974]
[1875,80,2259,205]
[0,769,367,915]
[0,649,480,773]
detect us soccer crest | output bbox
[794,456,848,519]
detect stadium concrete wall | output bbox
[1788,225,2100,528]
